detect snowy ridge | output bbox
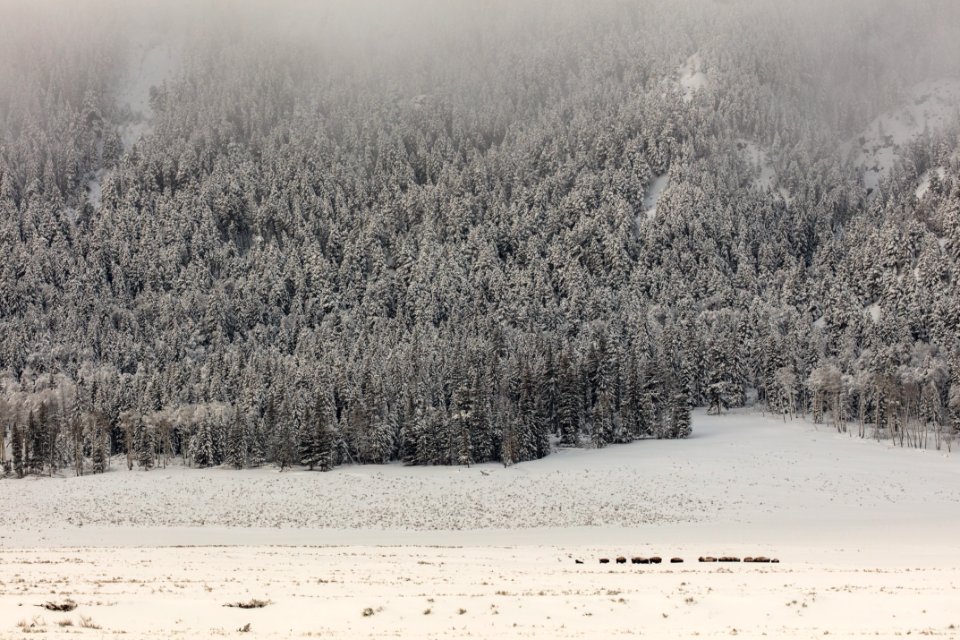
[77,31,183,214]
[916,166,946,199]
[734,140,793,202]
[641,173,669,221]
[678,53,708,102]
[851,79,960,193]
[118,37,182,151]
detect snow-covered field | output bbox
[3,411,959,638]
[3,544,958,639]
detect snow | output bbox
[2,410,956,548]
[118,36,182,151]
[851,79,960,193]
[737,140,790,201]
[865,302,882,323]
[678,53,708,102]
[71,29,182,214]
[85,168,105,209]
[1,543,958,639]
[916,166,946,199]
[1,410,958,638]
[741,141,776,190]
[641,173,669,221]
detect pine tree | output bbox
[135,419,155,470]
[26,410,42,475]
[315,403,337,473]
[11,423,24,478]
[90,415,107,475]
[192,419,215,468]
[451,363,474,467]
[226,410,247,469]
[299,405,319,470]
[670,390,692,439]
[69,394,84,476]
[706,337,732,415]
[557,350,581,446]
[274,403,297,471]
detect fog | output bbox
[3,0,959,131]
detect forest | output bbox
[1,0,960,477]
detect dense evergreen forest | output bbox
[2,0,960,477]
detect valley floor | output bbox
[1,410,958,638]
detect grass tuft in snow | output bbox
[224,599,271,609]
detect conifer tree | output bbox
[11,423,24,479]
[226,410,247,470]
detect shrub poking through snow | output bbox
[78,616,100,630]
[224,599,271,609]
[40,600,77,612]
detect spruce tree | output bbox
[192,419,215,468]
[299,405,319,470]
[671,390,693,439]
[226,410,247,470]
[11,423,24,479]
[90,416,107,475]
[557,351,581,446]
[135,419,155,470]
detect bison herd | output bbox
[698,556,779,563]
[589,555,779,565]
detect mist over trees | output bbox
[2,0,960,476]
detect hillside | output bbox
[1,0,960,476]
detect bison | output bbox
[649,556,662,564]
[670,557,684,564]
[599,558,610,564]
[615,556,627,564]
[631,557,644,565]
[699,556,717,563]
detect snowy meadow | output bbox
[2,411,959,638]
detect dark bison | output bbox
[649,556,662,564]
[631,557,644,565]
[670,557,684,564]
[599,558,610,564]
[699,556,717,563]
[718,557,740,563]
[615,557,627,564]
[575,559,584,565]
